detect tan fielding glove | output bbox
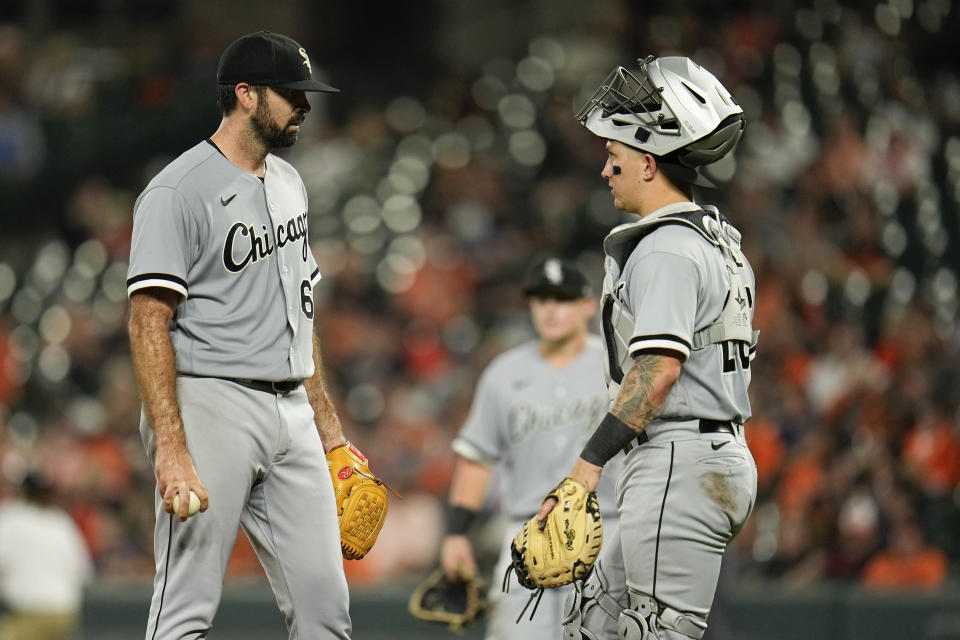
[326,441,395,559]
[505,477,603,590]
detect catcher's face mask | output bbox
[577,55,744,169]
[575,58,670,135]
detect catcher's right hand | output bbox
[504,477,603,591]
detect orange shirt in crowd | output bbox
[862,547,947,589]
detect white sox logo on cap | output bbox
[545,258,563,284]
[298,47,312,74]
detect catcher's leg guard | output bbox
[562,563,621,640]
[617,590,704,640]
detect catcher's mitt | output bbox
[408,569,487,631]
[326,441,397,559]
[504,477,603,592]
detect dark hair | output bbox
[655,155,696,200]
[217,84,238,115]
[22,471,54,505]
[216,84,267,116]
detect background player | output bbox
[538,57,759,640]
[126,31,356,639]
[0,470,92,640]
[441,256,622,640]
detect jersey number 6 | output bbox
[300,280,314,319]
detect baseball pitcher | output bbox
[127,31,389,640]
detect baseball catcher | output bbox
[408,568,488,630]
[326,441,398,559]
[503,477,603,619]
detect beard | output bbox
[251,99,299,149]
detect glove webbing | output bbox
[502,556,595,624]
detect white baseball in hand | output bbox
[173,491,201,517]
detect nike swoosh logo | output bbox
[711,441,729,450]
[220,194,237,206]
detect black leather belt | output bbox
[229,378,303,394]
[625,419,738,451]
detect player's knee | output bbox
[562,563,618,640]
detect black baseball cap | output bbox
[523,257,591,300]
[217,31,339,93]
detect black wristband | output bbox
[580,412,639,466]
[446,504,478,536]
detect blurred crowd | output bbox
[1,0,959,595]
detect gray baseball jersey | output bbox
[452,335,621,519]
[127,140,321,382]
[604,202,755,425]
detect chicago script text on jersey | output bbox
[222,212,309,272]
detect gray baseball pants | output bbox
[140,376,350,640]
[576,421,756,640]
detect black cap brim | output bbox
[274,78,340,92]
[523,285,588,300]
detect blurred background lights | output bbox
[432,131,471,169]
[888,267,917,304]
[11,286,43,325]
[384,96,427,134]
[375,252,419,294]
[442,315,481,355]
[528,37,565,70]
[471,74,508,112]
[37,343,70,382]
[389,155,431,192]
[74,239,108,277]
[516,56,554,92]
[9,325,39,362]
[845,268,871,307]
[345,383,386,424]
[801,269,829,306]
[497,94,537,129]
[343,195,382,235]
[882,221,908,258]
[388,235,427,270]
[29,240,69,294]
[508,129,547,167]
[62,267,96,303]
[446,201,494,244]
[0,263,16,304]
[39,305,71,344]
[382,194,422,233]
[457,116,495,152]
[396,133,434,164]
[100,262,129,303]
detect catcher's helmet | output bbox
[576,56,744,171]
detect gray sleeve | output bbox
[127,186,198,298]
[451,366,505,467]
[626,251,700,360]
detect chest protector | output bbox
[600,206,757,390]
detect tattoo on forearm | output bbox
[613,354,666,430]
